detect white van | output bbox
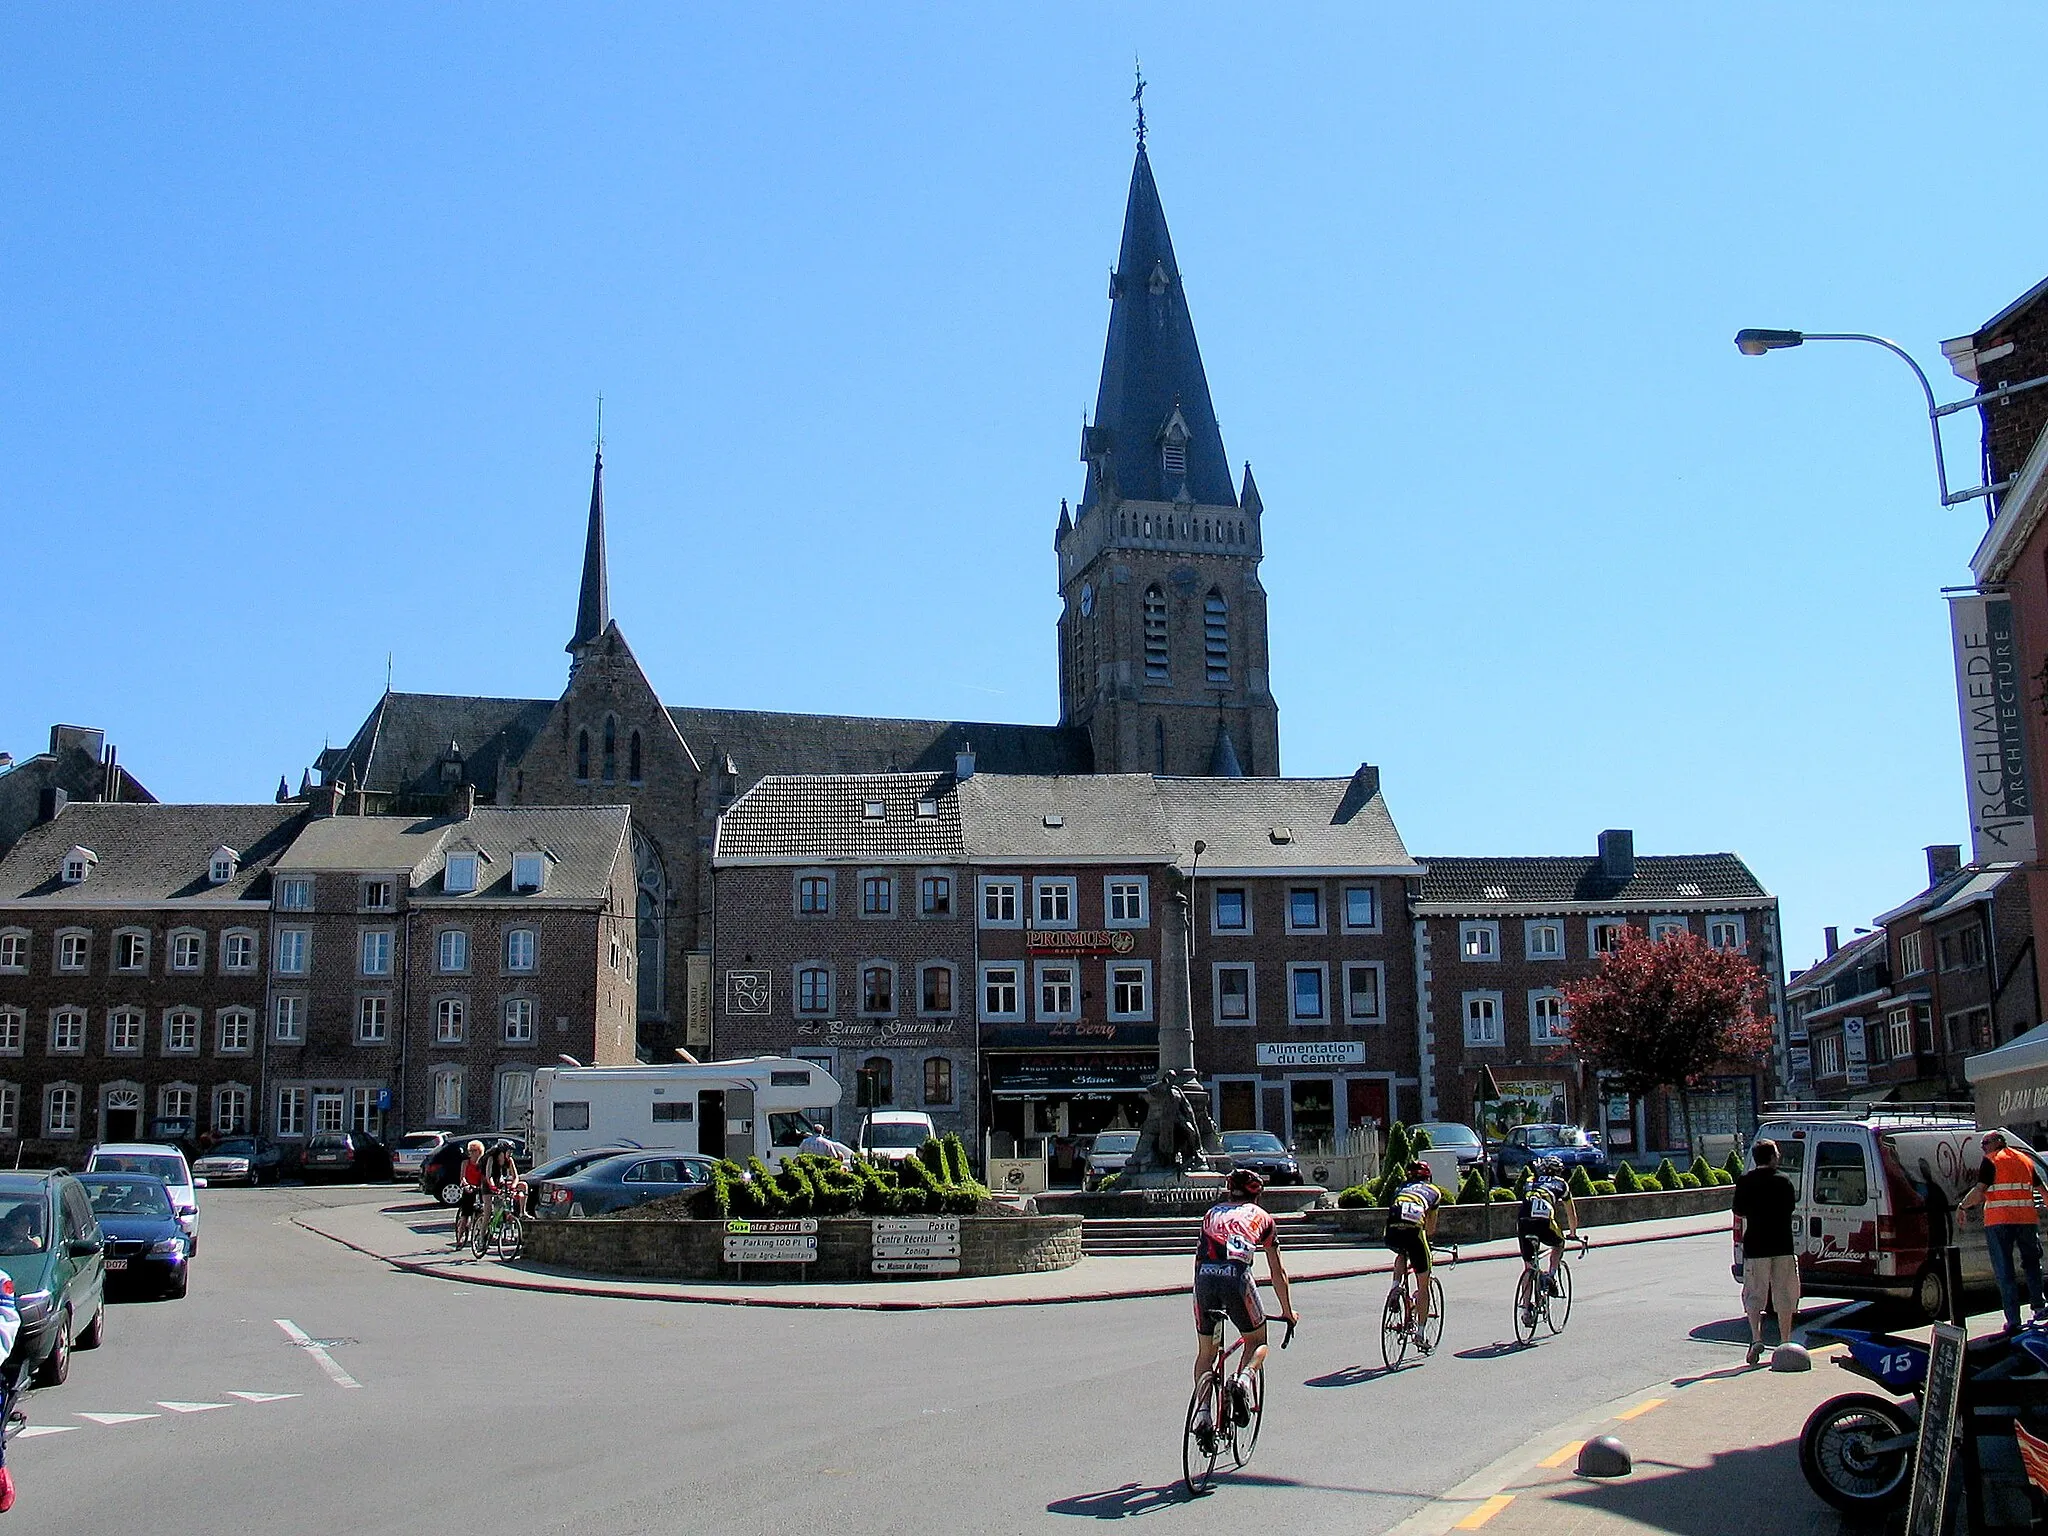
[529,1058,842,1170]
[1752,1108,2031,1320]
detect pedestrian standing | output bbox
[1958,1130,2048,1332]
[1732,1138,1798,1366]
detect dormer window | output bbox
[445,853,479,894]
[1162,439,1186,477]
[209,846,241,885]
[916,799,938,819]
[60,847,96,885]
[511,852,546,893]
[862,801,886,821]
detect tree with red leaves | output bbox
[1563,925,1777,1149]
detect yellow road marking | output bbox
[1538,1440,1584,1468]
[1456,1495,1515,1529]
[1616,1397,1667,1421]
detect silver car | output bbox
[1084,1131,1139,1190]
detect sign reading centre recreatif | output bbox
[1950,592,2036,863]
[872,1216,961,1275]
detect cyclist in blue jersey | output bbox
[1383,1160,1443,1352]
[1192,1168,1297,1445]
[1517,1156,1578,1298]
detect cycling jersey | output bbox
[1519,1175,1569,1227]
[1195,1200,1276,1276]
[1386,1180,1441,1230]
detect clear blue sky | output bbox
[5,7,2043,975]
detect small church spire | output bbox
[567,405,610,674]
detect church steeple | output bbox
[566,443,609,678]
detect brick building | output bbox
[0,724,154,859]
[1413,831,1782,1158]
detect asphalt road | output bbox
[9,1187,1753,1535]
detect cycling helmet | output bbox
[1539,1156,1566,1177]
[1407,1159,1432,1181]
[1227,1167,1266,1197]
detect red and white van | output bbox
[1750,1110,2042,1320]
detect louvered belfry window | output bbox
[1204,591,1229,683]
[1162,438,1186,477]
[1143,586,1170,681]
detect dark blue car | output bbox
[76,1173,190,1299]
[1492,1124,1608,1186]
[528,1153,719,1219]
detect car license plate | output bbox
[104,1259,128,1271]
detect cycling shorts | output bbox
[1385,1223,1431,1273]
[1518,1220,1564,1263]
[1192,1265,1265,1340]
[457,1187,483,1216]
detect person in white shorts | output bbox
[1732,1138,1798,1366]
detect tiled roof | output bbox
[1417,854,1769,909]
[1155,773,1417,872]
[958,775,1172,862]
[716,775,964,862]
[1785,928,1888,997]
[278,807,630,901]
[326,692,554,800]
[0,803,308,904]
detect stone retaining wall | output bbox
[520,1214,1083,1284]
[1308,1184,1732,1243]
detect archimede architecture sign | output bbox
[1950,592,2036,862]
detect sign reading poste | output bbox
[872,1216,961,1274]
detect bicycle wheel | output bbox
[1422,1276,1446,1355]
[1546,1260,1572,1335]
[1513,1268,1540,1345]
[496,1211,524,1260]
[1182,1373,1223,1496]
[469,1209,492,1258]
[1380,1287,1409,1370]
[1230,1366,1264,1468]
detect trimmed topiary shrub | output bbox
[1337,1183,1374,1208]
[1710,1168,1735,1187]
[1612,1162,1642,1195]
[1490,1188,1517,1203]
[1459,1168,1489,1205]
[1722,1149,1746,1180]
[1653,1158,1683,1192]
[1687,1154,1714,1186]
[1568,1165,1597,1200]
[1591,1179,1618,1197]
[1676,1172,1703,1190]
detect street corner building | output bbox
[708,763,1424,1174]
[0,795,636,1159]
[1413,830,1783,1156]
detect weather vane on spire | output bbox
[1133,57,1147,150]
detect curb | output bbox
[293,1211,1729,1313]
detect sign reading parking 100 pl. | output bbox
[872,1217,961,1274]
[723,1217,819,1264]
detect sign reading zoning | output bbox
[872,1216,961,1275]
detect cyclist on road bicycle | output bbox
[453,1140,488,1243]
[482,1139,525,1215]
[1517,1156,1579,1304]
[1192,1168,1297,1449]
[1384,1159,1443,1352]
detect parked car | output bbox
[390,1131,454,1181]
[1493,1124,1609,1185]
[0,1170,106,1386]
[419,1136,532,1205]
[1084,1131,1139,1189]
[76,1173,190,1300]
[528,1152,720,1219]
[1412,1121,1486,1171]
[192,1136,288,1187]
[857,1111,936,1166]
[300,1131,394,1183]
[87,1143,201,1253]
[1220,1130,1303,1186]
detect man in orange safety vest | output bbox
[1959,1130,2048,1333]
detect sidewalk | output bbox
[293,1196,1727,1310]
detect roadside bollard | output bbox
[1577,1436,1633,1478]
[1771,1342,1811,1373]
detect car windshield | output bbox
[92,1154,187,1185]
[865,1124,929,1149]
[211,1139,260,1157]
[1092,1133,1139,1155]
[1419,1124,1480,1148]
[1524,1126,1589,1149]
[0,1196,47,1255]
[1223,1132,1286,1154]
[309,1135,347,1151]
[83,1179,173,1218]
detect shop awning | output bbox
[1966,1022,2048,1127]
[987,1063,1156,1097]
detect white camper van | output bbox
[529,1058,843,1170]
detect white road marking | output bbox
[228,1391,299,1403]
[274,1319,361,1389]
[16,1426,75,1439]
[76,1412,158,1425]
[156,1401,228,1413]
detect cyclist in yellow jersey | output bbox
[1383,1160,1442,1351]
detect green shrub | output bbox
[1336,1184,1374,1208]
[1687,1154,1714,1186]
[942,1133,977,1186]
[1710,1168,1735,1187]
[1410,1125,1433,1152]
[1653,1158,1683,1192]
[1722,1149,1746,1180]
[1591,1179,1617,1197]
[1383,1122,1414,1177]
[1676,1172,1702,1190]
[1568,1166,1596,1200]
[1458,1168,1489,1205]
[1490,1187,1518,1203]
[1612,1162,1641,1194]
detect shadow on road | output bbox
[1452,1340,1530,1361]
[1046,1481,1192,1518]
[1303,1363,1393,1388]
[1542,1440,1881,1535]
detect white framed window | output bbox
[1818,981,1837,1008]
[160,1083,197,1124]
[1214,963,1254,1026]
[1288,963,1328,1023]
[918,873,952,917]
[1035,961,1079,1021]
[272,994,306,1043]
[1898,930,1925,976]
[357,995,390,1044]
[107,1009,144,1055]
[276,1085,308,1138]
[1648,917,1688,943]
[796,871,833,916]
[0,931,23,973]
[0,1011,22,1056]
[858,964,895,1018]
[1108,961,1153,1021]
[443,855,479,895]
[1212,888,1250,934]
[169,930,203,973]
[796,966,832,1016]
[1708,915,1746,951]
[1033,878,1076,929]
[1886,1008,1915,1060]
[312,1090,345,1133]
[980,963,1022,1020]
[1105,877,1148,926]
[349,1087,381,1135]
[44,1084,80,1137]
[1459,921,1499,961]
[56,931,88,973]
[1529,990,1568,1045]
[161,1008,198,1055]
[360,929,394,977]
[274,877,313,911]
[979,877,1022,928]
[511,852,546,893]
[1816,1033,1843,1079]
[60,851,90,884]
[361,878,396,912]
[859,874,894,917]
[1286,887,1324,934]
[218,1009,254,1055]
[432,1069,464,1123]
[435,996,466,1044]
[1589,918,1628,955]
[504,928,537,973]
[1342,885,1379,933]
[1463,992,1503,1047]
[503,996,536,1044]
[221,929,257,972]
[496,1069,534,1133]
[1524,920,1563,960]
[0,1083,18,1136]
[1344,962,1384,1023]
[113,929,149,972]
[49,1009,85,1055]
[919,964,955,1016]
[436,929,469,974]
[214,1083,251,1134]
[273,928,308,975]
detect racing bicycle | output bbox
[1382,1243,1455,1369]
[1183,1314,1296,1496]
[1513,1235,1590,1345]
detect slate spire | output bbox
[567,443,609,672]
[1209,721,1244,778]
[1081,143,1235,511]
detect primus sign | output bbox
[1949,593,2036,863]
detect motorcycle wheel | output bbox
[1799,1392,1915,1514]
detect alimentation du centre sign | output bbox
[1949,592,2036,863]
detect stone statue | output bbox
[1123,1068,1222,1184]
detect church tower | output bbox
[1055,136,1280,777]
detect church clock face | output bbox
[1079,581,1095,618]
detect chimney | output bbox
[1353,763,1380,801]
[1597,828,1635,884]
[1926,844,1963,886]
[955,742,976,782]
[101,744,118,802]
[1824,926,1839,958]
[321,782,346,817]
[460,783,477,817]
